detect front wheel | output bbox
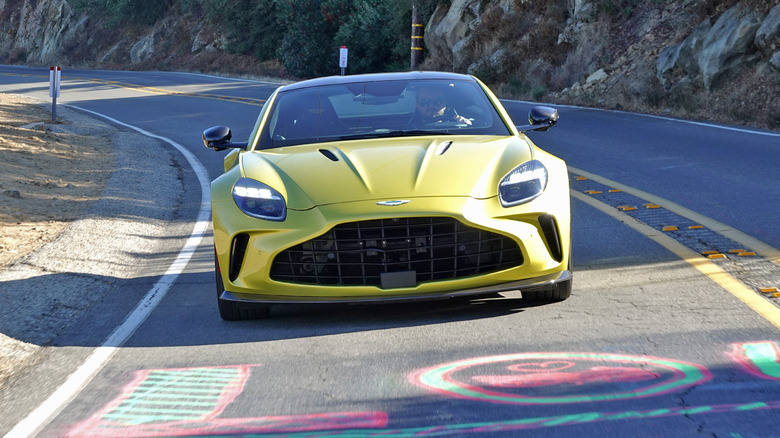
[215,249,270,320]
[521,277,572,302]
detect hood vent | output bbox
[436,141,452,156]
[318,149,339,162]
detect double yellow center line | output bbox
[570,166,780,330]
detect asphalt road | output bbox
[1,65,780,438]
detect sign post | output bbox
[339,46,348,76]
[49,66,61,123]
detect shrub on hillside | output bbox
[203,0,439,78]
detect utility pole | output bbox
[410,3,423,70]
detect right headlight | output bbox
[499,160,548,207]
[232,178,287,221]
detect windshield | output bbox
[257,79,512,149]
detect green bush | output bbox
[505,78,529,96]
[203,0,440,78]
[274,0,350,78]
[74,0,442,78]
[203,0,283,61]
[531,85,547,100]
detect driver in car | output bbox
[411,85,472,127]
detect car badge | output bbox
[377,200,411,207]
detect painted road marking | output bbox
[67,400,775,436]
[67,343,780,436]
[67,366,254,436]
[67,365,387,437]
[3,107,213,438]
[732,342,780,381]
[76,76,268,105]
[410,352,711,405]
[0,71,267,106]
[245,401,779,436]
[570,166,780,269]
[569,166,780,331]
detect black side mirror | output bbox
[516,106,559,133]
[202,125,248,151]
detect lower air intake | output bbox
[270,217,523,287]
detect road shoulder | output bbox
[0,102,187,392]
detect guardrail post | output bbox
[49,66,61,123]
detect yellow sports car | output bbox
[203,72,570,320]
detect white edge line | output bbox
[4,106,212,438]
[504,99,780,138]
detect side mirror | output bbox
[202,125,248,151]
[516,106,559,133]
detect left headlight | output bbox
[232,178,287,221]
[499,160,548,207]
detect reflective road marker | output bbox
[570,166,780,331]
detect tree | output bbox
[277,0,354,78]
[334,1,396,74]
[202,0,443,78]
[204,0,283,61]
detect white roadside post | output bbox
[49,66,61,123]
[339,46,348,76]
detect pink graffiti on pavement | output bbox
[473,364,660,388]
[731,342,780,381]
[67,365,387,437]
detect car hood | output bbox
[241,135,534,210]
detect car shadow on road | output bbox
[129,278,564,348]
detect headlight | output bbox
[232,178,287,221]
[499,160,548,207]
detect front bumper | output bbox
[214,195,570,300]
[219,269,572,304]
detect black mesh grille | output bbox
[270,217,523,287]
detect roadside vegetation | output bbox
[71,0,441,78]
[53,0,780,129]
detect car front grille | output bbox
[270,217,523,288]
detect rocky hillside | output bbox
[423,0,779,129]
[1,0,778,129]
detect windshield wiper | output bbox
[338,130,451,141]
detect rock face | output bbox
[697,7,763,90]
[656,5,776,90]
[424,0,482,70]
[424,0,518,72]
[424,0,777,97]
[657,20,711,85]
[755,4,780,68]
[0,0,222,69]
[0,0,85,65]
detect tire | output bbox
[215,249,270,320]
[522,257,573,303]
[522,277,572,302]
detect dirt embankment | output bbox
[0,93,114,385]
[0,93,113,268]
